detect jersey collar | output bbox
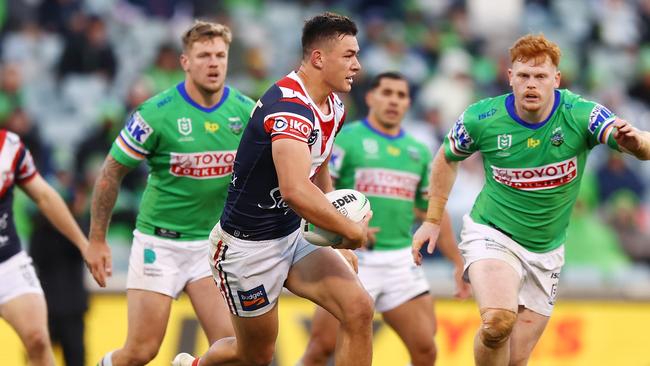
[505,89,560,130]
[362,119,404,140]
[177,81,230,113]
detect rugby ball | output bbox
[301,189,371,246]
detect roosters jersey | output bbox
[220,71,346,240]
[0,130,38,263]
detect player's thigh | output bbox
[123,289,173,349]
[382,294,436,351]
[230,303,280,360]
[0,293,50,347]
[509,307,550,365]
[468,259,520,311]
[286,246,370,321]
[186,276,234,342]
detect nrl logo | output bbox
[177,117,192,136]
[497,134,512,150]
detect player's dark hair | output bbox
[368,71,407,90]
[302,12,358,58]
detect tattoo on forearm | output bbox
[89,157,130,241]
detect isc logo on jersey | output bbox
[170,150,237,179]
[491,157,577,191]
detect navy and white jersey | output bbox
[0,130,38,263]
[220,71,346,240]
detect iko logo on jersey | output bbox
[588,104,614,133]
[265,113,314,141]
[238,285,270,311]
[169,150,236,179]
[355,168,420,200]
[491,156,577,191]
[125,112,153,143]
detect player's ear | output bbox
[311,50,323,70]
[180,53,190,72]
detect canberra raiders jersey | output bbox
[444,89,619,252]
[330,120,431,250]
[110,82,254,241]
[220,71,346,240]
[0,130,38,262]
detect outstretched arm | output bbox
[614,118,650,160]
[412,146,459,265]
[20,174,89,255]
[86,155,132,287]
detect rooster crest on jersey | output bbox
[301,189,371,246]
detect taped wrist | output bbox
[425,195,448,224]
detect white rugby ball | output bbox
[301,189,371,246]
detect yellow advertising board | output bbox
[1,295,650,365]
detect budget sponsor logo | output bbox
[238,285,269,311]
[354,168,420,200]
[491,156,577,191]
[169,150,236,179]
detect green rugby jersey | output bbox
[330,119,432,251]
[444,89,619,252]
[110,82,254,240]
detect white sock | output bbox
[99,350,114,366]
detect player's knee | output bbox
[22,328,51,355]
[304,332,336,362]
[478,308,517,349]
[241,345,275,366]
[410,339,437,365]
[340,290,374,327]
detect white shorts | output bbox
[0,251,43,306]
[357,247,430,313]
[126,230,212,298]
[209,223,321,317]
[459,215,564,316]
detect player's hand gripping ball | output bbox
[301,189,371,246]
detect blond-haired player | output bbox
[87,21,254,366]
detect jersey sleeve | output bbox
[109,110,156,167]
[15,145,38,184]
[329,130,352,179]
[578,100,619,150]
[443,110,479,161]
[415,146,433,211]
[263,100,315,143]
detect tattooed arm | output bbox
[86,155,132,287]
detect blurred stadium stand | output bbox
[2,0,650,300]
